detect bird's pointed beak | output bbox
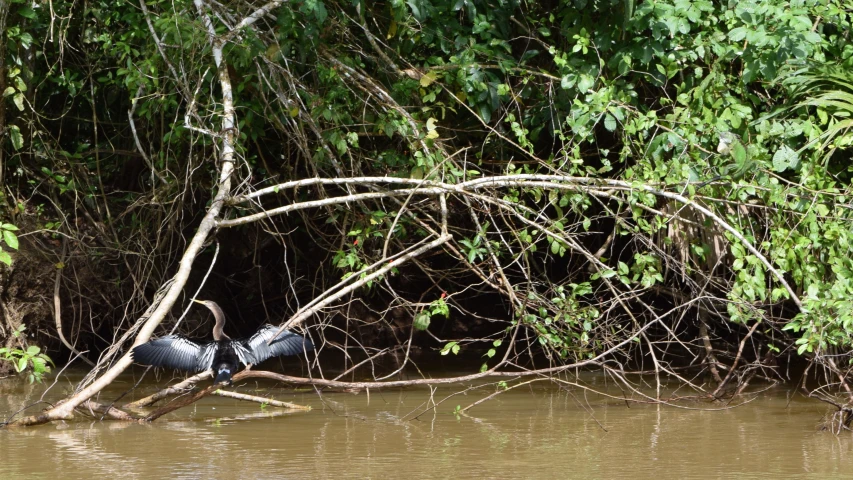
[192,299,204,304]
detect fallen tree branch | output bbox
[142,370,310,421]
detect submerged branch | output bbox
[79,400,138,421]
[142,370,312,421]
[143,383,223,422]
[212,389,311,410]
[125,371,212,409]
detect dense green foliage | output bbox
[0,324,53,383]
[2,0,853,400]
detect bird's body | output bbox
[132,300,312,384]
[211,340,241,384]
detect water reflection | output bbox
[1,372,851,478]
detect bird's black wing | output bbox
[196,342,218,371]
[243,326,313,364]
[218,341,255,367]
[132,336,213,372]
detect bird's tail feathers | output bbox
[214,364,233,385]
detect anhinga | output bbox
[132,300,312,384]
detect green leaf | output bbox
[39,353,54,367]
[9,125,23,151]
[3,230,18,250]
[13,76,27,92]
[1,224,19,231]
[550,240,560,255]
[18,6,37,19]
[730,140,747,165]
[413,312,431,331]
[478,103,492,123]
[17,357,27,372]
[406,1,422,21]
[772,145,799,172]
[599,269,617,279]
[729,27,747,42]
[18,32,33,49]
[2,87,14,97]
[0,250,11,266]
[26,345,40,355]
[577,75,594,92]
[618,54,632,76]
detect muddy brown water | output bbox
[1,370,850,479]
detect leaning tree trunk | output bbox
[7,0,260,427]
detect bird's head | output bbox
[193,299,227,339]
[192,299,223,317]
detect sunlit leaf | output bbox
[13,93,25,111]
[772,145,799,172]
[604,114,617,132]
[3,230,18,250]
[419,71,437,87]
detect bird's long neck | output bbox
[207,303,229,341]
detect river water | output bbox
[1,370,850,479]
